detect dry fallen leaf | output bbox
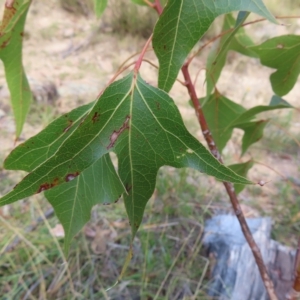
[84,225,96,238]
[91,228,111,254]
[50,224,65,238]
[110,220,128,229]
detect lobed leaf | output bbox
[228,160,254,194]
[202,92,247,152]
[0,0,32,137]
[236,120,269,155]
[153,0,276,92]
[206,13,257,96]
[5,99,120,254]
[202,93,293,153]
[0,73,251,239]
[45,154,125,254]
[249,35,300,96]
[234,95,293,123]
[4,102,94,171]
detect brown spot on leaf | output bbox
[277,43,284,49]
[36,178,59,194]
[107,116,130,149]
[0,3,16,36]
[20,31,24,37]
[52,177,59,186]
[155,101,160,110]
[0,38,10,49]
[92,112,100,123]
[37,183,51,193]
[63,120,73,132]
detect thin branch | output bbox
[143,0,154,7]
[253,160,300,195]
[117,48,153,72]
[269,120,300,148]
[142,58,186,86]
[141,58,159,69]
[153,0,163,15]
[193,65,206,87]
[134,34,153,73]
[96,61,137,98]
[181,63,278,300]
[187,15,300,66]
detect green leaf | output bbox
[45,154,125,254]
[93,0,107,18]
[228,160,254,193]
[131,0,148,5]
[236,120,269,155]
[4,99,120,253]
[0,1,32,138]
[153,0,276,92]
[234,95,293,123]
[249,35,300,96]
[4,102,94,171]
[202,93,293,153]
[202,92,247,152]
[206,13,257,95]
[0,73,251,238]
[235,11,249,27]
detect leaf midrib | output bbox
[136,78,247,184]
[162,0,184,91]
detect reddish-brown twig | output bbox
[286,238,300,299]
[153,0,163,14]
[134,33,153,73]
[96,62,136,98]
[182,62,278,300]
[118,48,153,72]
[293,238,300,291]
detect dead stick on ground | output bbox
[286,237,300,299]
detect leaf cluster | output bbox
[0,0,298,255]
